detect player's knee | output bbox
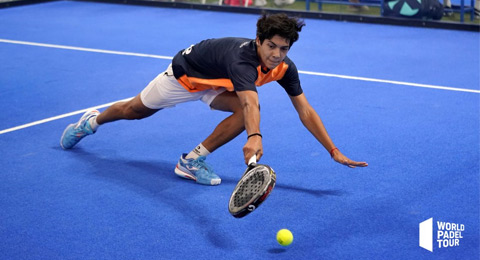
[232,106,244,119]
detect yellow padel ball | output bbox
[276,229,293,246]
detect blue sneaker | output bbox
[60,110,100,149]
[175,153,221,185]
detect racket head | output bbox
[228,163,276,218]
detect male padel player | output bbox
[60,13,368,186]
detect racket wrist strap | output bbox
[330,147,339,158]
[247,133,262,139]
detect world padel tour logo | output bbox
[419,218,465,252]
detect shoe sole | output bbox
[209,179,221,185]
[174,165,221,185]
[174,165,197,181]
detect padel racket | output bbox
[228,155,276,218]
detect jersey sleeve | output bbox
[276,61,303,96]
[228,62,258,92]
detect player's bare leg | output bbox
[96,94,160,124]
[202,91,245,152]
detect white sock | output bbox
[475,0,479,10]
[186,143,210,159]
[88,116,99,132]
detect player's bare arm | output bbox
[289,93,368,168]
[236,89,263,164]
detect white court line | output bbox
[0,39,174,60]
[0,38,479,135]
[298,71,480,94]
[2,38,478,94]
[0,97,133,135]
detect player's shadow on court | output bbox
[58,147,237,250]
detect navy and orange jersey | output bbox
[171,37,303,96]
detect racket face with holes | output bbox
[228,164,276,218]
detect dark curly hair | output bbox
[256,13,305,47]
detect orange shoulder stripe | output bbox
[255,62,289,86]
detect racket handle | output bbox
[248,154,257,166]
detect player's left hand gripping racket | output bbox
[228,155,276,218]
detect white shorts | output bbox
[140,64,226,109]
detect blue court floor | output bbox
[0,1,479,259]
